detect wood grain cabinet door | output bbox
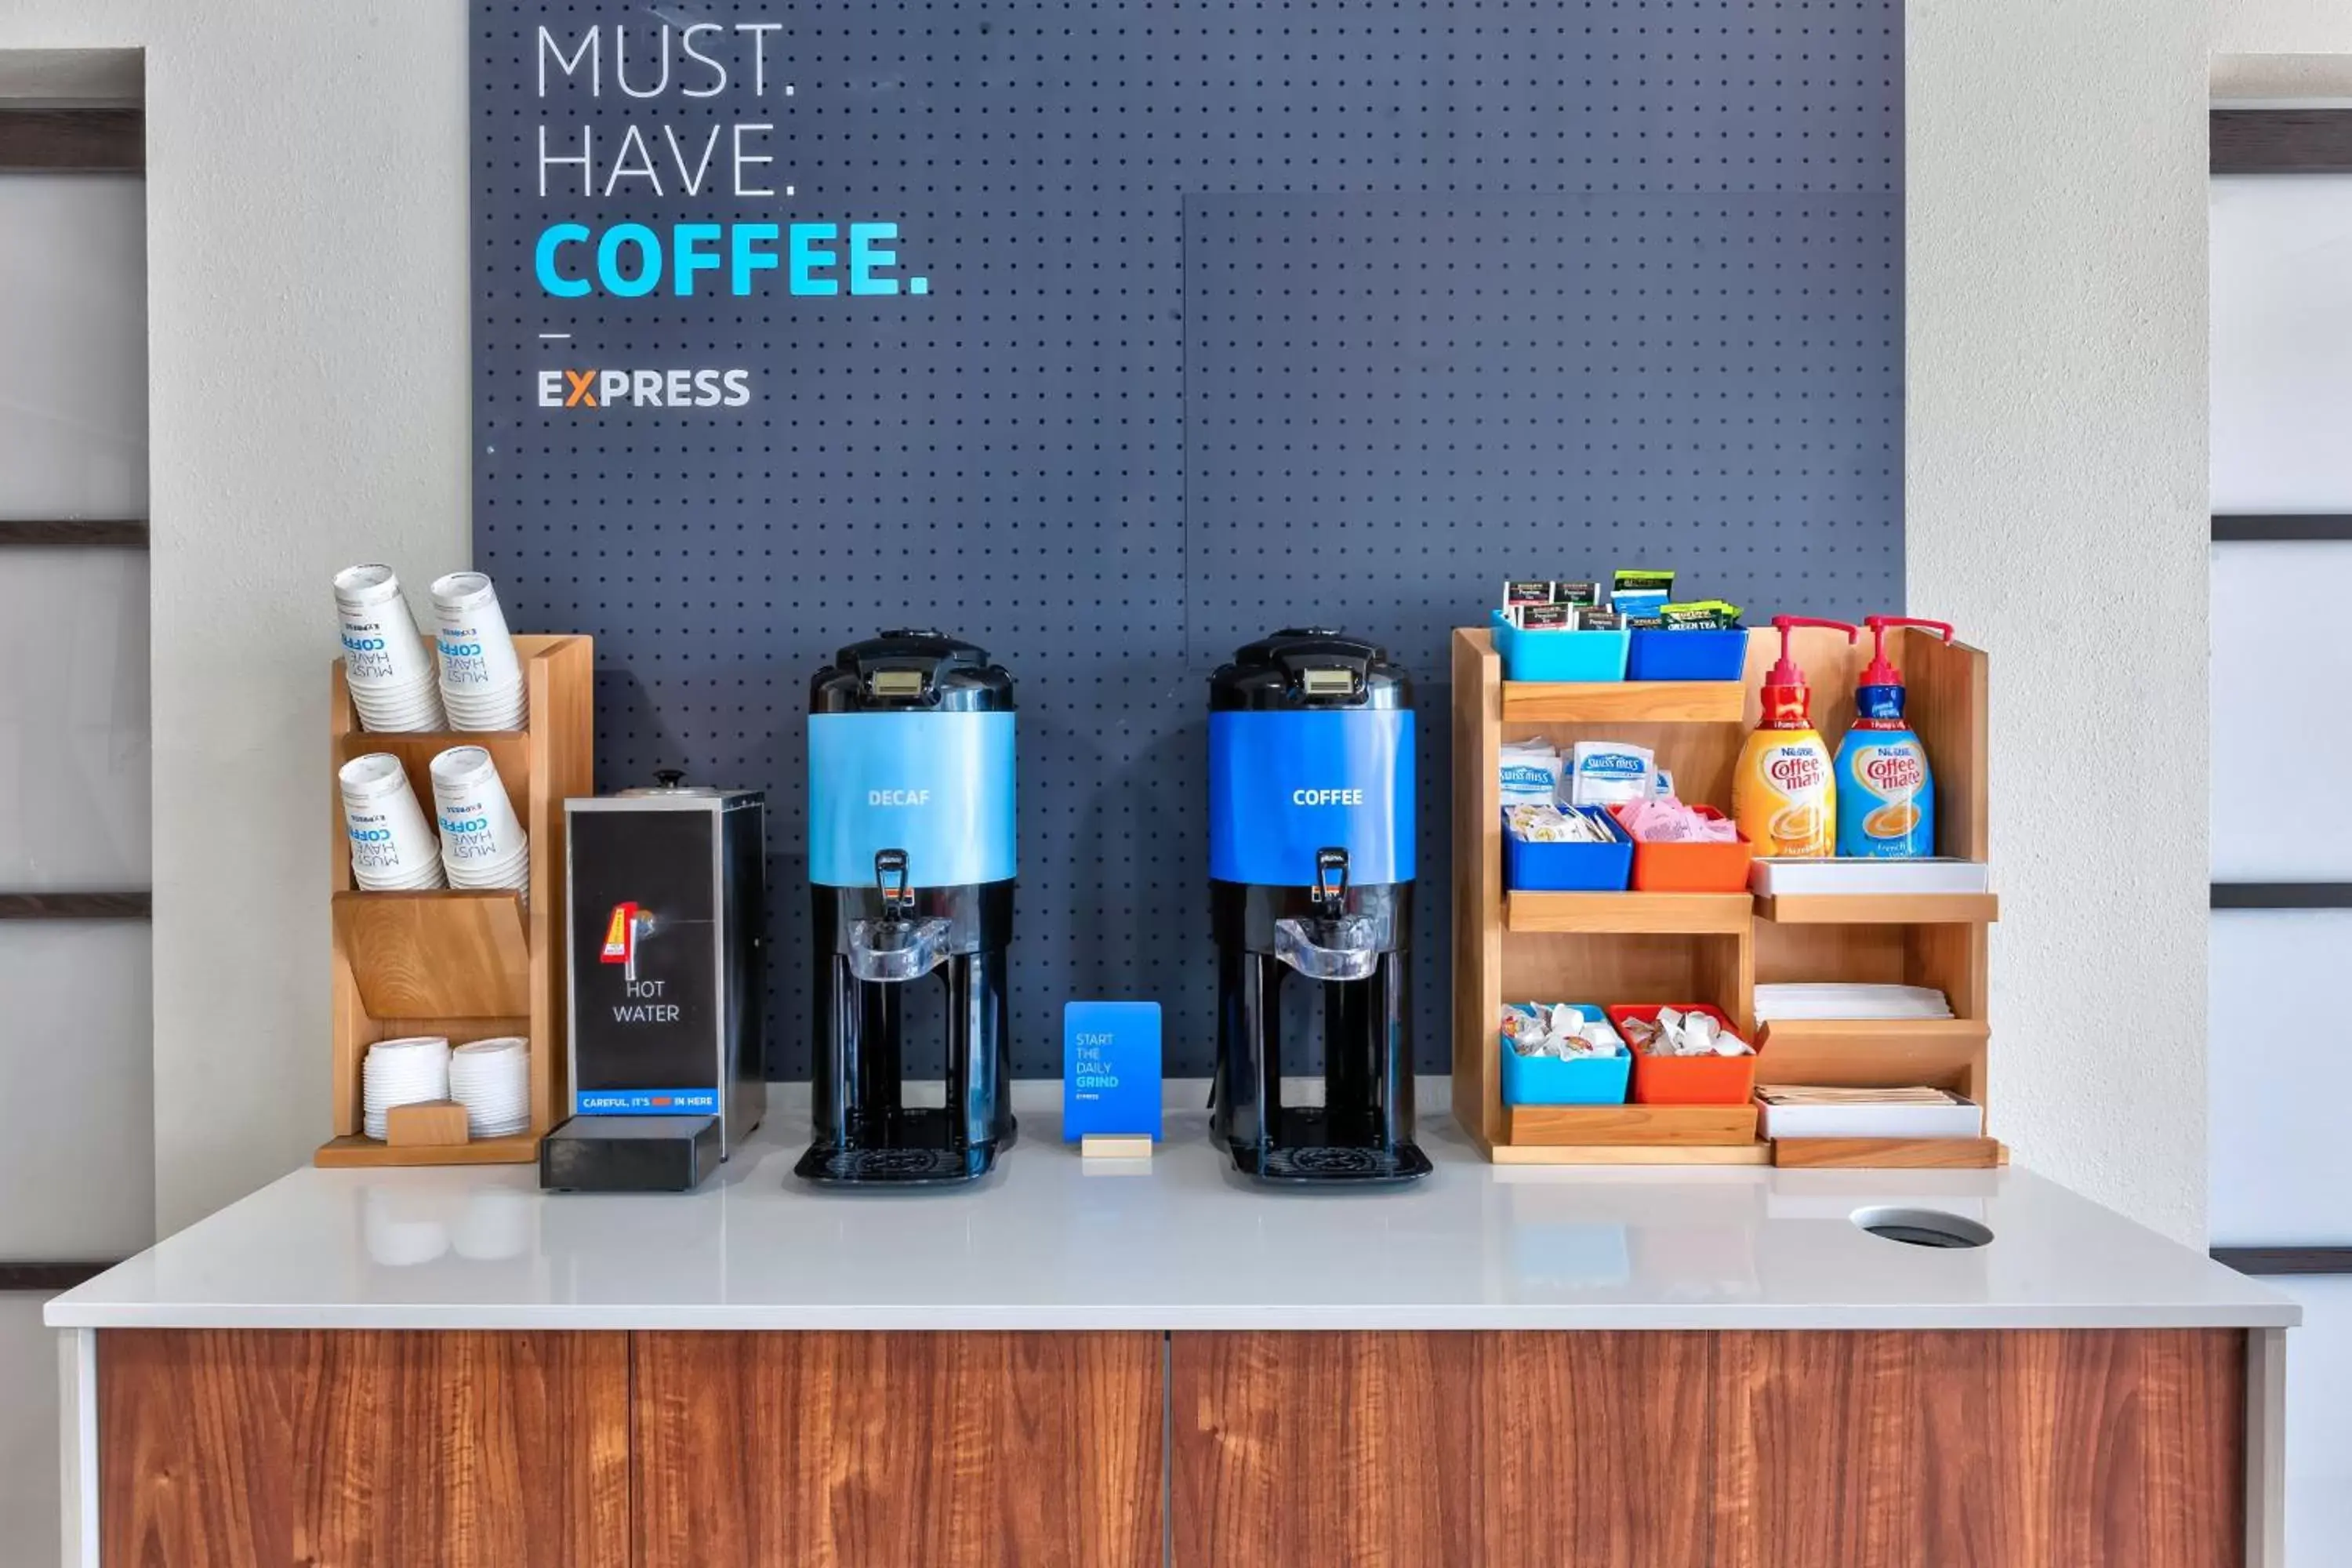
[632,1330,1163,1568]
[99,1329,630,1568]
[1170,1329,2246,1568]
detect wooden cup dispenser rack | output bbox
[319,634,593,1167]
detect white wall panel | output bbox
[2211,176,2352,514]
[0,174,146,523]
[2281,1277,2352,1566]
[0,922,153,1260]
[2211,542,2352,879]
[0,548,148,891]
[2209,911,2352,1245]
[2211,175,2352,513]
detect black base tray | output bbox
[793,1107,1014,1187]
[1225,1106,1432,1185]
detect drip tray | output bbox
[794,1108,1011,1187]
[1232,1109,1432,1185]
[798,1145,990,1185]
[1250,1143,1432,1184]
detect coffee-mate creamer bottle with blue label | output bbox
[1733,616,1857,858]
[1834,615,1955,858]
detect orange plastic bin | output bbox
[1610,804,1754,893]
[1606,1002,1759,1105]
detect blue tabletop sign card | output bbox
[1062,1001,1163,1141]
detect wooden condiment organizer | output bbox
[318,634,593,1167]
[1452,624,2002,1167]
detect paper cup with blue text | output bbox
[338,753,446,890]
[429,572,528,731]
[334,564,445,731]
[429,745,528,882]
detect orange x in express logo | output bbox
[564,369,599,408]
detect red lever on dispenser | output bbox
[1860,615,1955,689]
[1764,615,1860,688]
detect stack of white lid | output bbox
[362,1036,451,1139]
[430,572,528,731]
[333,566,445,733]
[338,754,446,891]
[448,1036,531,1138]
[430,745,529,891]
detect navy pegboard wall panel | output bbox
[470,0,1904,1080]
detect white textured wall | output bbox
[2216,0,2352,56]
[1907,0,2212,1244]
[0,4,471,1232]
[0,1,2240,1247]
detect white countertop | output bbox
[47,1088,2296,1333]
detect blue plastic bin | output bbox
[1501,1005,1633,1105]
[1625,626,1750,681]
[1491,609,1629,683]
[1503,805,1632,891]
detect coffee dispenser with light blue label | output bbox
[794,631,1018,1186]
[1207,630,1428,1185]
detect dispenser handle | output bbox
[1863,615,1955,645]
[873,848,915,914]
[1312,847,1351,912]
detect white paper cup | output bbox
[333,562,405,610]
[430,746,526,870]
[450,1036,531,1137]
[429,572,526,706]
[361,1036,451,1138]
[448,850,530,891]
[339,756,445,890]
[334,567,438,695]
[442,696,527,735]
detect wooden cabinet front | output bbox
[96,1325,2244,1568]
[1168,1328,2247,1568]
[632,1330,1163,1568]
[100,1329,629,1568]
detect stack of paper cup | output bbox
[430,572,528,731]
[362,1036,452,1140]
[430,746,529,890]
[333,565,445,733]
[338,754,446,891]
[448,1036,531,1138]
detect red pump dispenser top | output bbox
[1759,615,1858,730]
[1859,615,1955,690]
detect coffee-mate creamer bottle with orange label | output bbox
[1733,615,1857,858]
[1834,615,1955,858]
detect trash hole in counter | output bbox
[1850,1206,1993,1250]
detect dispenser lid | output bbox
[1211,629,1411,712]
[617,768,733,798]
[812,630,1015,713]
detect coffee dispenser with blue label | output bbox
[794,631,1018,1185]
[1207,630,1429,1184]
